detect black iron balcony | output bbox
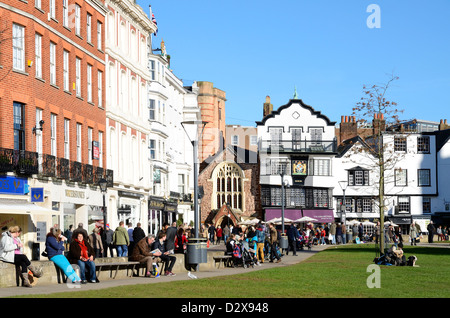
[0,148,14,173]
[259,139,337,153]
[70,161,83,183]
[83,164,94,184]
[39,154,56,177]
[93,166,104,185]
[57,157,70,179]
[105,169,114,187]
[14,150,39,175]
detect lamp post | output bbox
[181,120,208,239]
[338,180,348,227]
[279,168,288,250]
[99,178,108,233]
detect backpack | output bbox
[233,245,241,258]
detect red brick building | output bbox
[0,0,110,254]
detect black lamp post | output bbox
[99,178,108,232]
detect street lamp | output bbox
[338,180,348,227]
[279,167,289,250]
[99,178,108,233]
[181,120,208,239]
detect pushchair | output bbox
[232,242,255,268]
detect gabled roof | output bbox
[434,128,450,152]
[255,99,336,127]
[337,135,376,158]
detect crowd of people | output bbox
[2,218,445,287]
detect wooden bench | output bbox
[95,261,142,279]
[213,255,232,269]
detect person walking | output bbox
[223,224,230,245]
[113,221,130,257]
[101,224,114,257]
[286,224,299,255]
[216,226,223,245]
[255,225,265,263]
[268,223,281,263]
[0,226,43,287]
[427,221,435,243]
[329,222,336,245]
[89,227,104,259]
[410,222,418,246]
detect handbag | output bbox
[41,249,48,257]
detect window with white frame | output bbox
[149,60,155,80]
[397,196,410,213]
[98,131,103,167]
[75,5,81,36]
[418,169,431,187]
[35,0,41,9]
[231,135,239,145]
[348,169,369,186]
[13,24,25,71]
[49,0,55,19]
[178,174,185,195]
[97,21,102,50]
[51,114,57,156]
[76,57,81,96]
[97,70,103,107]
[87,13,92,43]
[63,0,69,27]
[35,34,42,78]
[149,99,155,120]
[63,50,69,91]
[88,127,93,165]
[76,123,82,162]
[50,42,56,85]
[87,64,92,102]
[250,135,258,146]
[64,119,70,160]
[149,139,156,159]
[311,158,331,176]
[395,169,407,186]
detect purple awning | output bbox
[264,209,302,221]
[302,209,335,223]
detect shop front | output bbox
[148,196,165,235]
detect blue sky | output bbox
[138,0,450,126]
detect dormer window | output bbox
[348,166,369,186]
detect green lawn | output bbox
[15,244,450,298]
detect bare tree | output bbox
[348,74,406,254]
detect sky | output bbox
[137,0,450,126]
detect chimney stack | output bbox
[339,114,358,144]
[439,119,450,131]
[263,95,273,117]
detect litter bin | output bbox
[186,237,207,264]
[347,233,353,243]
[279,234,288,249]
[32,242,40,260]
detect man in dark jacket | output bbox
[427,221,436,243]
[286,224,299,256]
[165,222,177,252]
[152,232,176,276]
[133,223,146,245]
[101,224,114,257]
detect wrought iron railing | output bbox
[259,139,337,153]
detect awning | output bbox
[302,209,335,223]
[389,216,412,225]
[0,199,53,215]
[264,209,302,222]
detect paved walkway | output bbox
[0,244,329,298]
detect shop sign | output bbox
[0,176,28,195]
